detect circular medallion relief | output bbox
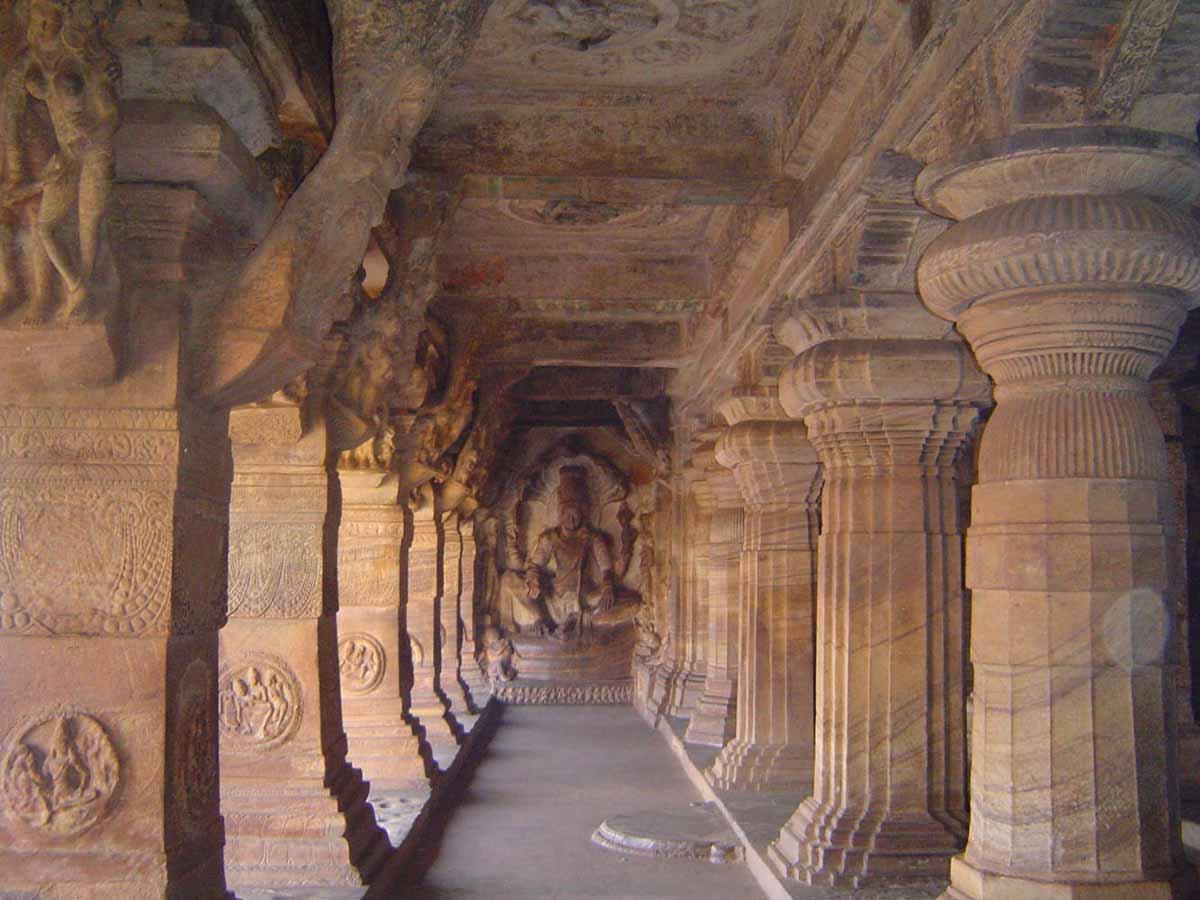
[338,634,386,695]
[2,712,120,836]
[218,654,302,750]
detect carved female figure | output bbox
[1,0,119,323]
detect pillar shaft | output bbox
[221,407,387,890]
[707,421,822,792]
[665,498,710,717]
[404,506,460,767]
[0,405,231,899]
[916,126,1200,899]
[773,345,984,884]
[685,486,743,747]
[458,516,490,708]
[438,513,476,728]
[337,469,429,786]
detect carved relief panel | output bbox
[218,654,302,752]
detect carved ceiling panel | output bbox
[457,0,799,89]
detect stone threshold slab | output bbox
[654,715,947,900]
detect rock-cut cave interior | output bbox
[0,0,1199,898]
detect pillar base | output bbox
[706,740,813,793]
[684,679,737,746]
[344,696,434,786]
[223,763,390,889]
[771,797,961,887]
[939,856,1199,900]
[409,688,462,768]
[664,669,707,718]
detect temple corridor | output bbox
[5,1,1200,898]
[405,706,760,899]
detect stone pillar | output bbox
[707,421,822,792]
[647,481,688,718]
[337,468,430,788]
[458,515,491,708]
[220,406,387,890]
[685,468,743,746]
[404,505,460,768]
[915,126,1200,899]
[438,512,476,730]
[665,488,710,718]
[772,338,987,885]
[0,404,231,899]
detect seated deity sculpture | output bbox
[500,465,637,641]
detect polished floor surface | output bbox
[407,704,763,899]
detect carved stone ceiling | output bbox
[458,0,801,90]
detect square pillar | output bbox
[220,406,388,890]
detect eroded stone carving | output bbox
[0,0,120,325]
[337,633,385,695]
[0,484,172,635]
[174,659,215,837]
[226,522,322,619]
[218,655,302,750]
[481,623,518,683]
[2,711,119,836]
[511,1,662,52]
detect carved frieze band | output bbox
[227,521,323,619]
[493,682,633,705]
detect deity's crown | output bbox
[557,465,591,509]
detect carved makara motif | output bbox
[218,656,301,749]
[338,633,386,695]
[174,659,215,836]
[2,712,120,836]
[226,521,322,619]
[0,0,121,325]
[0,485,172,635]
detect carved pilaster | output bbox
[916,126,1200,899]
[773,338,987,886]
[221,406,388,890]
[706,421,822,792]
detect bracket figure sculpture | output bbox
[0,0,119,325]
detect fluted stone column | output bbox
[221,406,387,890]
[336,469,429,787]
[404,505,460,768]
[916,126,1200,899]
[772,338,987,885]
[458,515,491,708]
[666,488,710,718]
[686,468,743,747]
[648,480,688,718]
[707,421,821,792]
[439,512,476,730]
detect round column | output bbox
[917,126,1200,899]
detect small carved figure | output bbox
[634,600,661,660]
[1,712,119,835]
[218,661,300,747]
[481,623,519,683]
[0,0,120,323]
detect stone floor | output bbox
[397,704,763,899]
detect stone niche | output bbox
[484,434,652,704]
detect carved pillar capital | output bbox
[779,338,989,469]
[714,420,821,510]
